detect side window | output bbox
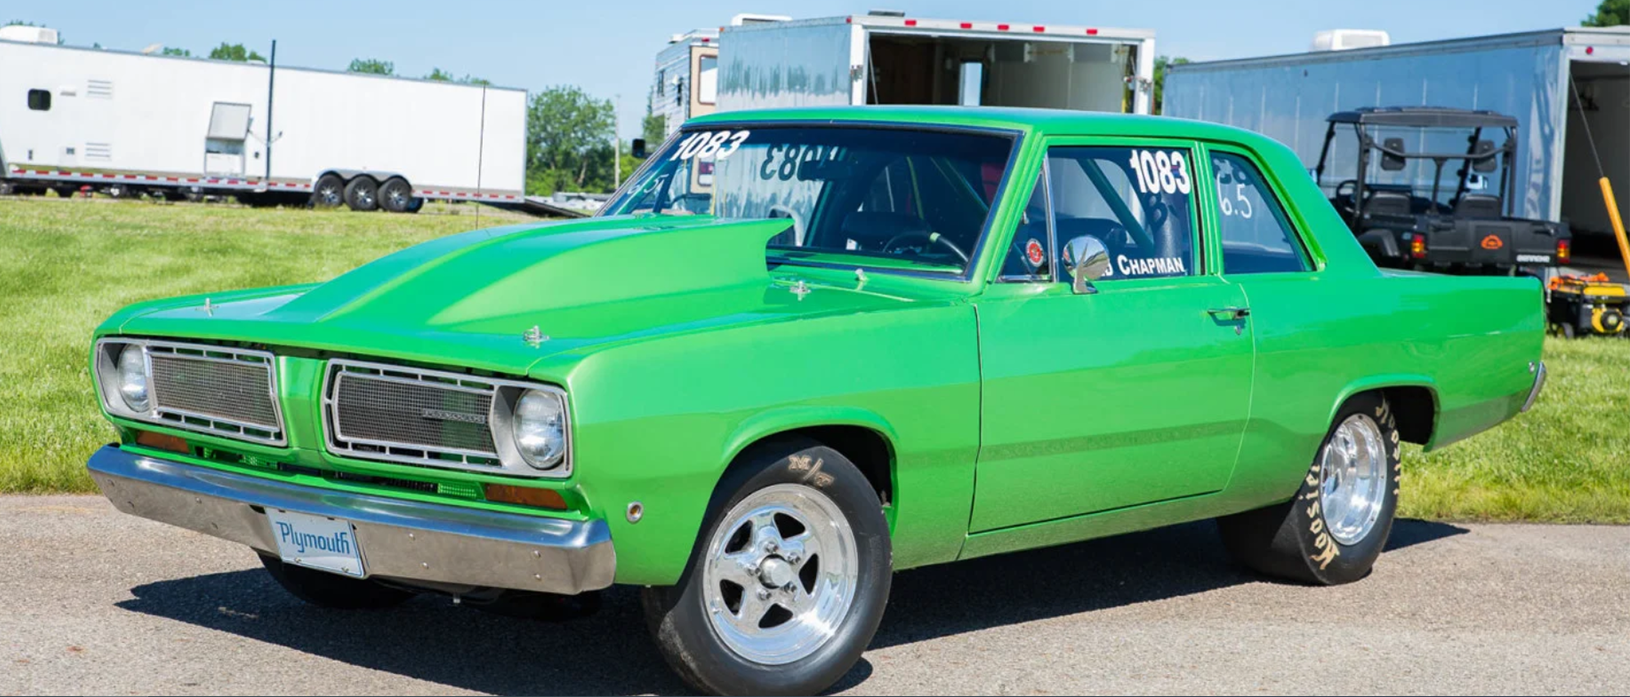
[28,89,51,111]
[1048,146,1197,280]
[999,171,1050,281]
[1211,152,1309,274]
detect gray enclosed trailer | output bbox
[714,13,1156,115]
[1164,27,1630,238]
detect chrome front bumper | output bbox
[1521,361,1547,413]
[87,446,615,594]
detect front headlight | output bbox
[116,345,150,412]
[512,389,566,469]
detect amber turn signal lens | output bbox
[484,483,568,510]
[134,430,190,455]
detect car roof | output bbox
[1326,106,1518,128]
[686,105,1268,143]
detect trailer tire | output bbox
[105,183,137,199]
[343,176,379,212]
[0,181,13,196]
[53,185,80,199]
[310,174,345,208]
[379,177,413,213]
[405,196,425,213]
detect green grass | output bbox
[1400,336,1630,523]
[0,197,535,493]
[2,197,1627,524]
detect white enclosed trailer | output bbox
[0,34,525,210]
[1164,27,1630,237]
[714,12,1156,115]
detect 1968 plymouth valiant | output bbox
[86,107,1546,695]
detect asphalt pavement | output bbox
[2,495,1626,695]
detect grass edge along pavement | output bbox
[2,197,1626,524]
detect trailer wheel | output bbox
[379,177,414,213]
[310,174,345,208]
[343,176,379,212]
[0,181,13,196]
[405,196,425,213]
[52,185,81,199]
[105,183,137,199]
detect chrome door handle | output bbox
[1207,307,1251,320]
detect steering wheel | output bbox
[883,231,971,265]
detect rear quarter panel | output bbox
[1224,268,1545,506]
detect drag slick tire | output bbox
[258,553,415,609]
[641,439,891,696]
[1217,392,1401,585]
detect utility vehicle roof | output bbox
[1326,107,1518,128]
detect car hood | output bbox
[110,216,942,376]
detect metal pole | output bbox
[265,40,275,183]
[614,94,622,189]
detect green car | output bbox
[86,107,1546,695]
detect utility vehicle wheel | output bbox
[1218,392,1400,585]
[641,439,891,696]
[258,553,415,609]
[310,174,345,208]
[379,177,413,213]
[343,176,379,211]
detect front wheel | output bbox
[258,553,415,609]
[1217,392,1400,585]
[642,440,891,696]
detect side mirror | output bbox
[631,138,648,160]
[1472,139,1498,173]
[1380,137,1406,172]
[1061,235,1111,294]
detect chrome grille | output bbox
[151,354,279,429]
[333,373,496,454]
[95,339,285,446]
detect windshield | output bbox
[602,125,1017,275]
[1323,124,1507,213]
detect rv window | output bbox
[697,56,718,105]
[27,89,51,111]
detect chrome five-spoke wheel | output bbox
[702,483,859,665]
[1319,413,1387,546]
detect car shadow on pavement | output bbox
[115,518,1465,695]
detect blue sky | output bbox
[17,0,1599,135]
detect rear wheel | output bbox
[1218,392,1400,585]
[311,174,345,208]
[379,177,414,213]
[343,176,379,211]
[258,553,415,609]
[642,440,891,696]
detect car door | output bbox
[970,138,1255,532]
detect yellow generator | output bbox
[1548,274,1629,338]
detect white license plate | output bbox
[266,509,366,578]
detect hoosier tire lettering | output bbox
[1217,392,1402,585]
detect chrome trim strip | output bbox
[1521,361,1547,413]
[93,338,286,446]
[320,358,572,479]
[86,446,613,594]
